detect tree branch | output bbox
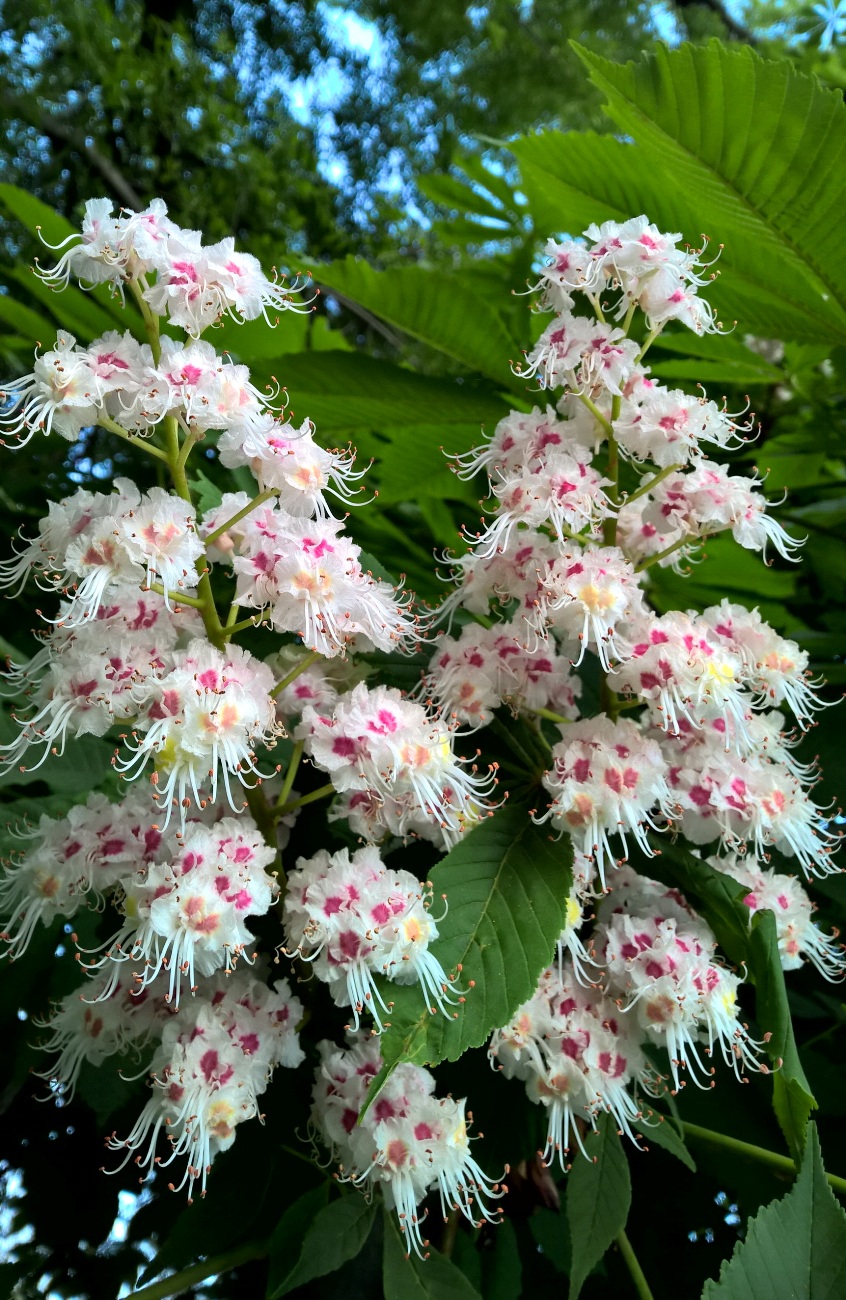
[672,0,758,44]
[1,90,144,209]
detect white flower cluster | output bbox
[0,479,205,620]
[490,959,651,1165]
[1,790,280,1002]
[214,502,417,658]
[424,617,581,728]
[283,844,457,1029]
[39,197,305,333]
[492,867,771,1165]
[441,214,835,882]
[311,1035,503,1256]
[108,968,303,1199]
[708,852,845,981]
[297,681,498,850]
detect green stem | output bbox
[204,488,279,546]
[128,279,162,365]
[224,614,269,639]
[130,1240,267,1300]
[145,582,206,610]
[270,650,323,699]
[615,1229,655,1300]
[526,705,573,726]
[623,462,683,507]
[440,1208,460,1259]
[680,1121,846,1195]
[634,535,692,573]
[275,782,335,819]
[635,325,664,367]
[577,392,613,438]
[161,413,226,648]
[98,413,168,461]
[276,740,304,810]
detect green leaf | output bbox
[566,1113,631,1300]
[382,1206,482,1299]
[637,1112,697,1172]
[188,467,224,516]
[378,804,573,1070]
[0,726,114,796]
[261,353,510,436]
[702,1124,846,1299]
[573,41,846,343]
[301,258,521,381]
[479,1218,522,1299]
[0,292,56,346]
[5,265,130,344]
[264,1185,330,1298]
[530,1207,572,1275]
[749,910,817,1158]
[418,173,510,225]
[267,1193,377,1298]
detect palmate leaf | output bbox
[382,1207,482,1299]
[375,804,572,1073]
[267,1194,378,1299]
[510,38,846,346]
[510,127,846,345]
[702,1125,846,1299]
[299,257,523,381]
[251,352,511,436]
[577,41,846,343]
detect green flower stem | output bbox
[276,739,304,810]
[160,412,226,648]
[145,582,206,610]
[223,614,268,639]
[680,1121,846,1195]
[634,535,691,573]
[97,413,168,461]
[270,649,323,699]
[527,705,573,726]
[204,488,280,546]
[615,1229,655,1300]
[635,325,664,367]
[128,278,162,365]
[599,389,622,719]
[623,462,683,506]
[275,783,335,819]
[577,391,614,438]
[129,1239,268,1300]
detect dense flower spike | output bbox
[0,787,177,958]
[597,869,765,1090]
[311,1035,504,1256]
[299,682,497,849]
[37,197,307,334]
[115,640,280,822]
[283,845,457,1028]
[84,816,278,1005]
[425,619,581,728]
[107,969,303,1199]
[0,193,841,1247]
[707,853,846,981]
[539,715,672,882]
[490,957,651,1164]
[230,505,417,657]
